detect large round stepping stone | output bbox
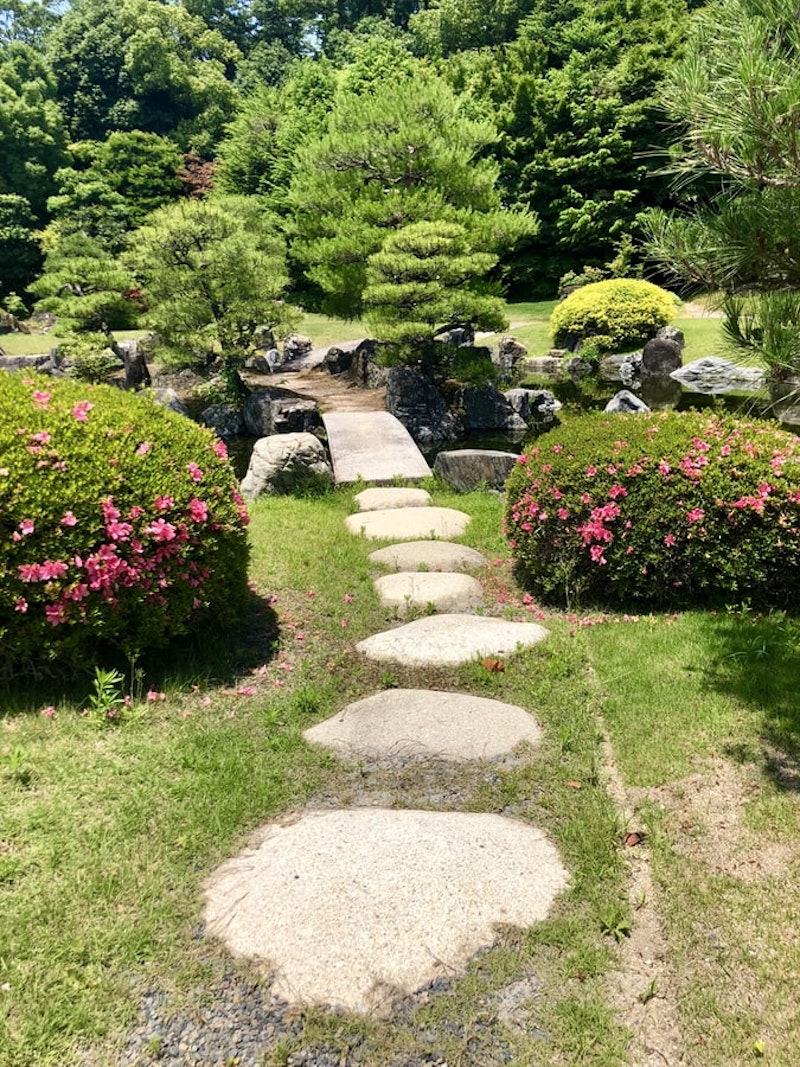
[344,506,470,541]
[203,808,568,1014]
[354,487,431,511]
[303,689,542,761]
[369,540,488,573]
[356,614,549,667]
[373,572,484,615]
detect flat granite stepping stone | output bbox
[344,506,470,541]
[354,487,432,511]
[303,689,542,761]
[203,808,568,1014]
[357,614,549,667]
[369,540,488,573]
[373,572,484,615]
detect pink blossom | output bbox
[664,533,676,547]
[19,519,34,536]
[136,441,152,456]
[686,508,705,524]
[720,445,731,457]
[71,401,93,422]
[340,618,349,628]
[45,603,68,626]
[40,705,56,718]
[188,498,208,522]
[14,597,28,613]
[61,511,77,526]
[586,465,597,477]
[279,661,294,672]
[32,430,51,444]
[129,506,144,519]
[213,440,228,459]
[18,563,42,582]
[344,593,354,603]
[146,690,166,702]
[589,545,607,564]
[145,518,177,541]
[295,631,305,641]
[608,484,627,499]
[552,444,563,453]
[154,495,174,510]
[40,559,68,580]
[557,507,570,520]
[581,492,592,504]
[307,589,316,599]
[186,462,203,482]
[32,390,51,409]
[237,686,255,696]
[106,520,133,541]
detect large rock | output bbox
[656,324,685,350]
[373,572,484,615]
[200,403,246,439]
[386,366,462,446]
[599,352,642,383]
[282,334,313,362]
[356,614,549,667]
[354,487,431,511]
[243,387,322,437]
[325,338,387,387]
[670,357,766,394]
[368,540,488,573]
[641,336,682,377]
[434,449,519,491]
[493,335,528,384]
[240,432,333,498]
[148,387,190,417]
[525,354,564,378]
[459,384,527,431]
[0,352,55,373]
[504,388,562,424]
[604,389,651,414]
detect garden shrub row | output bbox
[0,373,250,674]
[506,410,800,608]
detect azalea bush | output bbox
[505,410,800,608]
[550,279,677,353]
[0,373,250,673]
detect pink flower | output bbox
[136,441,152,456]
[586,465,597,477]
[307,589,316,599]
[32,390,51,409]
[557,507,570,520]
[552,444,563,453]
[213,440,228,459]
[237,686,256,696]
[686,508,705,524]
[14,597,28,613]
[344,593,354,603]
[61,511,78,526]
[188,498,208,522]
[295,631,305,641]
[340,618,349,628]
[145,518,177,541]
[18,563,42,582]
[279,661,294,672]
[40,559,68,580]
[32,430,51,444]
[45,603,68,626]
[40,705,56,719]
[19,519,34,536]
[664,533,676,547]
[608,484,627,499]
[154,495,174,510]
[720,444,731,457]
[186,462,203,482]
[71,401,93,422]
[146,690,166,702]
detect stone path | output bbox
[203,485,564,1018]
[322,411,431,484]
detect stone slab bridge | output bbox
[322,411,431,485]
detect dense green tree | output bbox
[0,0,60,48]
[289,71,536,317]
[0,40,69,219]
[0,193,41,301]
[127,197,299,388]
[410,0,534,58]
[46,0,240,151]
[364,220,508,351]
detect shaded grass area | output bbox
[585,611,800,1065]
[1,487,629,1067]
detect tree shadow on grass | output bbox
[1,590,280,717]
[700,610,800,793]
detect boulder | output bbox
[0,352,56,373]
[655,324,685,350]
[670,357,766,394]
[386,366,462,446]
[435,325,475,346]
[604,389,651,414]
[459,384,527,431]
[434,449,519,491]
[565,355,593,380]
[641,336,682,377]
[243,387,321,437]
[283,334,314,362]
[504,388,562,424]
[149,387,190,417]
[240,432,333,499]
[493,335,528,384]
[524,355,563,379]
[199,403,246,439]
[324,340,361,375]
[599,352,642,383]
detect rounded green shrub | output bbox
[0,373,250,673]
[550,279,677,353]
[505,410,800,608]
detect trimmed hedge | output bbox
[505,410,800,608]
[550,279,676,353]
[0,373,250,672]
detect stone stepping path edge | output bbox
[202,484,563,1017]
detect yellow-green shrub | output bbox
[550,279,677,353]
[0,373,250,673]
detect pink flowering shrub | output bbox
[0,373,250,673]
[505,410,800,608]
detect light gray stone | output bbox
[670,356,766,394]
[434,449,519,492]
[323,411,432,484]
[373,572,484,615]
[303,689,542,762]
[345,506,470,541]
[240,432,333,499]
[368,541,488,573]
[203,808,568,1014]
[354,487,431,512]
[148,386,190,417]
[243,388,321,437]
[200,402,245,439]
[356,614,549,667]
[604,390,651,414]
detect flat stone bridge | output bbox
[322,411,431,484]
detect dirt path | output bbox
[246,364,386,414]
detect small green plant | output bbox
[599,901,632,942]
[84,667,126,727]
[2,744,33,787]
[550,279,677,353]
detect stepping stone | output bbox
[354,487,431,511]
[303,689,542,761]
[203,808,568,1014]
[344,506,470,541]
[357,614,549,667]
[369,540,488,573]
[373,572,484,616]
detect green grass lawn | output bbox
[2,484,798,1065]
